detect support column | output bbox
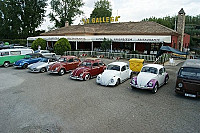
[110,41,112,53]
[27,40,28,47]
[46,41,48,50]
[133,43,136,51]
[76,41,78,50]
[91,41,94,56]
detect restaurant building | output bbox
[27,9,190,54]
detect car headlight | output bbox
[111,78,114,83]
[80,73,83,77]
[148,81,153,87]
[55,67,58,71]
[178,83,183,88]
[20,63,23,65]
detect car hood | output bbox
[137,72,157,86]
[29,62,46,69]
[100,70,120,84]
[72,67,90,76]
[49,62,63,70]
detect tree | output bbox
[54,38,71,55]
[101,38,111,52]
[49,0,84,28]
[90,0,112,19]
[31,38,47,51]
[0,0,47,39]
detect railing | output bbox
[65,51,170,63]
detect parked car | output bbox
[0,48,34,67]
[70,58,106,80]
[130,64,169,93]
[34,50,56,57]
[13,53,45,68]
[96,62,132,86]
[48,56,81,76]
[175,59,200,98]
[28,57,57,73]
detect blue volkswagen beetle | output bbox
[14,53,46,68]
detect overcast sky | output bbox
[39,0,200,31]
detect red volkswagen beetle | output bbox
[48,56,81,76]
[70,58,106,80]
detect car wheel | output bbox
[58,69,65,76]
[84,74,90,81]
[3,62,10,68]
[131,86,135,89]
[115,79,120,86]
[152,83,158,94]
[22,64,28,69]
[40,67,46,73]
[165,76,169,84]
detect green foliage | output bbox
[101,38,111,52]
[90,0,112,19]
[54,38,71,55]
[31,38,47,51]
[49,0,84,28]
[0,0,47,39]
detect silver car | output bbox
[28,58,57,73]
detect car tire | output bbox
[58,69,65,76]
[152,83,158,94]
[3,62,10,68]
[22,64,28,69]
[165,76,169,84]
[40,67,46,73]
[84,74,90,81]
[131,86,135,89]
[115,79,120,86]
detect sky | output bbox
[39,0,200,31]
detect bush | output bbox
[54,38,71,55]
[31,38,46,51]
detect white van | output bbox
[0,48,34,56]
[0,49,34,67]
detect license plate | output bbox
[185,93,196,98]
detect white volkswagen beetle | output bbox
[130,64,169,93]
[96,62,132,86]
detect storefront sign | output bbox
[82,16,120,24]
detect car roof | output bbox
[84,58,101,62]
[61,56,77,59]
[108,62,128,67]
[143,64,164,69]
[182,59,200,68]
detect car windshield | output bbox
[40,58,48,62]
[58,58,65,62]
[107,65,120,71]
[24,54,31,59]
[79,62,91,67]
[141,66,158,74]
[179,67,200,80]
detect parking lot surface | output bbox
[0,58,200,133]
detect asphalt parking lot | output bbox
[0,58,200,133]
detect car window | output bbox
[74,58,79,62]
[159,68,163,75]
[68,58,74,62]
[107,65,120,71]
[121,66,126,71]
[99,62,103,66]
[59,58,66,62]
[179,67,200,80]
[0,52,9,56]
[93,62,99,67]
[10,51,21,55]
[80,62,91,67]
[141,67,158,74]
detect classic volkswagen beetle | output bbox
[96,62,132,86]
[28,58,57,73]
[48,56,81,76]
[130,64,169,93]
[13,53,45,68]
[70,58,106,80]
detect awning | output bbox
[160,46,188,55]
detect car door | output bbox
[98,61,106,73]
[121,65,128,81]
[157,68,165,86]
[66,58,74,70]
[73,58,80,69]
[91,62,100,76]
